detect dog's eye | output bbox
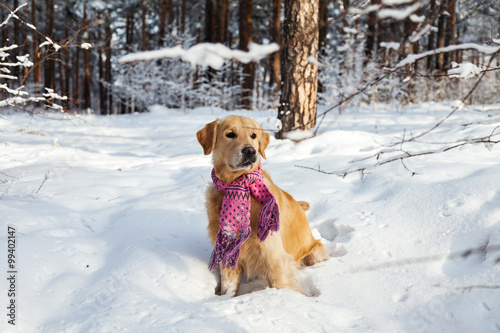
[251,133,257,139]
[226,132,237,139]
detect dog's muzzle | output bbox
[239,146,257,167]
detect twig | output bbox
[35,172,49,194]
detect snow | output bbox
[382,0,415,5]
[447,62,483,79]
[380,42,400,51]
[39,37,62,52]
[1,102,500,332]
[396,43,500,68]
[0,3,26,29]
[80,43,92,50]
[409,14,425,23]
[118,42,280,69]
[284,129,315,142]
[378,2,421,20]
[409,24,432,43]
[348,5,381,16]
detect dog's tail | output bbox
[297,201,310,211]
[301,240,328,267]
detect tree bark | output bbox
[74,45,80,109]
[436,7,446,70]
[142,1,147,51]
[44,0,55,91]
[239,0,254,109]
[126,10,135,52]
[168,0,174,26]
[159,0,167,46]
[97,11,104,114]
[445,0,457,64]
[205,0,215,42]
[318,0,329,51]
[104,12,113,114]
[31,0,41,93]
[342,0,349,27]
[13,0,20,84]
[276,0,319,139]
[82,1,91,110]
[426,0,436,70]
[269,0,281,100]
[181,0,187,35]
[218,0,229,44]
[365,0,379,60]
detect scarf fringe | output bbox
[258,197,280,241]
[208,228,251,271]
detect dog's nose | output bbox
[242,146,256,158]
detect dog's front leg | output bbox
[218,265,242,296]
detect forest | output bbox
[1,0,500,131]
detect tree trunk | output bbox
[276,0,319,139]
[269,0,281,101]
[317,0,328,94]
[97,11,104,114]
[168,0,174,27]
[126,11,135,52]
[64,27,70,110]
[436,10,446,70]
[205,0,215,42]
[342,0,349,27]
[142,1,147,51]
[159,0,167,46]
[0,7,6,47]
[31,0,41,93]
[404,7,421,75]
[74,45,80,109]
[318,0,329,51]
[44,0,55,91]
[13,0,20,84]
[365,0,379,60]
[446,0,457,64]
[218,0,229,44]
[239,0,254,109]
[104,12,113,115]
[82,1,91,110]
[181,0,187,35]
[426,0,436,71]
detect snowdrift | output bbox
[1,103,499,332]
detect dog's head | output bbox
[197,116,270,183]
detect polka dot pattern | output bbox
[208,162,280,270]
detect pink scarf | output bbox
[208,163,280,270]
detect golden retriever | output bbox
[197,115,327,295]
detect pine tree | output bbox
[276,0,319,139]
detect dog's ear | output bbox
[259,131,270,160]
[197,120,220,155]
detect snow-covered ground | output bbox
[1,103,499,332]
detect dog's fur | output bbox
[197,115,327,295]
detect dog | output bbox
[197,115,327,295]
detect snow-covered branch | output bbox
[396,43,500,68]
[377,1,421,20]
[0,3,67,111]
[118,42,280,69]
[0,3,27,29]
[447,62,484,79]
